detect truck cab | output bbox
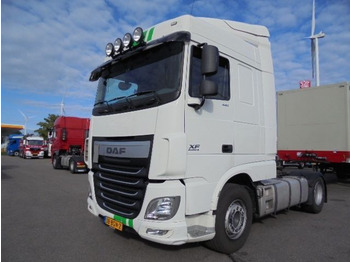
[86,15,325,254]
[50,116,90,173]
[7,134,24,156]
[20,136,45,159]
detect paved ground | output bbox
[2,155,350,262]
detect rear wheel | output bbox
[302,177,325,214]
[205,184,253,254]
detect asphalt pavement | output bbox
[1,155,350,262]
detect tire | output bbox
[52,155,62,169]
[205,184,253,254]
[302,177,325,214]
[69,160,76,174]
[14,151,19,157]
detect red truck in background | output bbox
[19,136,46,159]
[50,116,90,173]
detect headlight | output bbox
[105,43,114,56]
[133,27,144,43]
[84,138,89,165]
[123,33,133,49]
[145,196,180,220]
[114,38,123,53]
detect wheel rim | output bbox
[225,200,247,240]
[70,162,74,171]
[314,181,323,206]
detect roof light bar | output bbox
[105,27,145,57]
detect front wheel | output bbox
[52,155,62,169]
[69,160,76,174]
[205,184,253,254]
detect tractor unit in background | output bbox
[50,116,90,173]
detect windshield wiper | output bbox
[128,91,160,101]
[93,100,112,113]
[107,96,126,103]
[94,96,127,107]
[129,91,160,105]
[94,100,107,106]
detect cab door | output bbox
[184,44,234,214]
[185,45,233,156]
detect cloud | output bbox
[2,0,350,129]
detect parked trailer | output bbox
[51,116,90,173]
[277,82,350,178]
[86,15,326,254]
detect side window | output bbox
[189,45,230,100]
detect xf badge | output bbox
[188,144,200,152]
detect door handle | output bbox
[222,144,233,153]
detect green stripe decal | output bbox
[147,27,155,41]
[114,215,134,228]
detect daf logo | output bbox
[106,147,126,155]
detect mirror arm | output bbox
[188,96,205,110]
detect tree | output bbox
[35,114,59,140]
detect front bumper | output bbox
[87,171,215,245]
[25,151,44,158]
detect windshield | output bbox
[27,140,43,146]
[93,41,184,115]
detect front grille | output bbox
[92,136,152,219]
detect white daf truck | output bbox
[86,15,326,254]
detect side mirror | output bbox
[62,128,67,141]
[201,45,219,75]
[201,79,218,96]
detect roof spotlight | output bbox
[133,27,144,43]
[123,33,133,49]
[114,38,123,53]
[105,43,114,56]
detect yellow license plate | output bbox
[105,217,123,231]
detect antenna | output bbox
[309,0,325,86]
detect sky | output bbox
[1,0,350,133]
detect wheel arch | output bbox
[212,172,258,215]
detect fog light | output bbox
[123,33,133,49]
[145,196,180,220]
[105,43,114,56]
[133,27,144,43]
[146,228,169,236]
[114,38,123,53]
